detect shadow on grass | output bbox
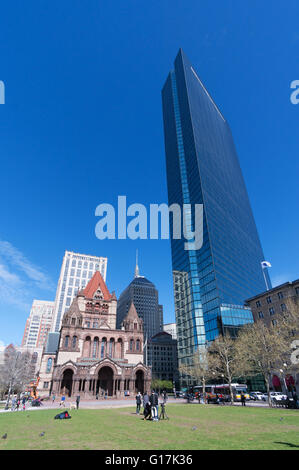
[274,442,299,448]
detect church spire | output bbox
[134,249,140,278]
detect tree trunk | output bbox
[228,380,234,405]
[265,375,272,407]
[203,380,206,404]
[5,383,12,409]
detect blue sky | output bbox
[0,0,298,345]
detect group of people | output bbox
[9,395,27,411]
[135,390,169,421]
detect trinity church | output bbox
[38,271,151,398]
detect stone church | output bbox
[38,271,151,398]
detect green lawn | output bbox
[0,404,298,450]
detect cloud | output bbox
[0,240,54,290]
[0,240,55,311]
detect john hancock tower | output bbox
[162,49,271,367]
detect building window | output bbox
[269,307,275,316]
[72,336,77,348]
[256,300,261,308]
[296,287,299,296]
[108,339,113,357]
[272,319,278,326]
[281,304,286,312]
[258,312,264,319]
[92,338,99,358]
[46,358,52,373]
[71,317,76,325]
[266,296,272,304]
[136,339,140,351]
[43,382,49,389]
[100,339,106,358]
[130,339,134,351]
[277,292,284,300]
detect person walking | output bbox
[22,396,26,411]
[16,398,20,411]
[241,392,246,407]
[162,390,168,403]
[135,392,142,415]
[59,395,66,407]
[11,396,16,411]
[76,395,80,410]
[52,394,56,404]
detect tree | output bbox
[151,378,173,394]
[0,345,34,407]
[179,348,212,403]
[207,335,243,405]
[234,320,292,406]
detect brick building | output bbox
[245,279,299,394]
[39,271,151,398]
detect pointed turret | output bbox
[122,301,143,332]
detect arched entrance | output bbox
[97,366,114,397]
[61,369,74,397]
[135,370,144,394]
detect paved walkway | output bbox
[0,398,274,413]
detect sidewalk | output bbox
[0,397,185,413]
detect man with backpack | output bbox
[150,390,159,421]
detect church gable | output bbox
[84,271,112,301]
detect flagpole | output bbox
[262,267,269,291]
[261,261,271,291]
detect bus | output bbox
[192,383,250,403]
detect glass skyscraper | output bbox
[162,49,271,366]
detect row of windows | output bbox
[256,289,299,308]
[258,303,287,318]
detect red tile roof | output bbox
[83,271,111,301]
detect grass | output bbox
[0,404,299,450]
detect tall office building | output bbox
[164,323,177,340]
[116,258,163,342]
[52,251,107,332]
[22,300,54,349]
[162,50,271,366]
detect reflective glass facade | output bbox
[162,50,271,365]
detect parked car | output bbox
[270,392,287,401]
[250,391,267,401]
